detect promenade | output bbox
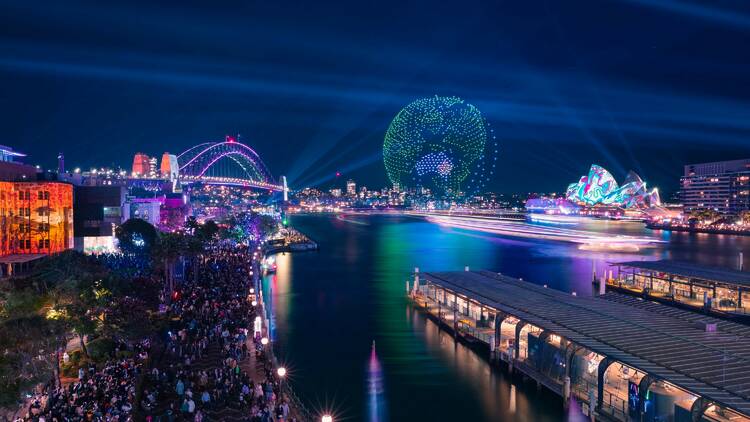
[13,244,306,422]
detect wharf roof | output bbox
[421,270,750,416]
[614,260,750,287]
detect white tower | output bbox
[281,175,288,202]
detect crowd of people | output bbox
[17,244,298,422]
[20,339,150,421]
[142,247,294,421]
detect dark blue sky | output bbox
[2,0,750,195]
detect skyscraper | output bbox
[346,179,356,196]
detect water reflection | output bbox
[367,342,386,422]
[267,214,750,422]
[407,305,563,421]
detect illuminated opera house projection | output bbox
[566,165,660,208]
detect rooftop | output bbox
[613,260,750,287]
[421,270,750,416]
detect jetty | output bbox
[408,268,750,421]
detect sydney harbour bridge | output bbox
[134,136,288,199]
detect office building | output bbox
[681,159,750,215]
[73,185,127,254]
[0,145,38,181]
[346,179,356,196]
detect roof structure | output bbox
[0,254,46,264]
[614,260,750,287]
[421,270,750,416]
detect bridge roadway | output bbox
[412,270,750,421]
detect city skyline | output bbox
[3,1,750,195]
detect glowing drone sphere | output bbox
[383,96,496,195]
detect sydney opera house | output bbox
[565,164,660,208]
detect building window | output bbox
[45,239,50,248]
[18,191,23,201]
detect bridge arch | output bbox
[177,139,279,190]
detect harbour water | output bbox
[262,214,750,421]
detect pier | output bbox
[607,260,750,321]
[408,269,750,421]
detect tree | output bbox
[152,232,185,296]
[115,218,158,255]
[740,210,750,225]
[689,209,720,225]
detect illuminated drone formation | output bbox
[383,96,497,195]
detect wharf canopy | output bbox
[413,270,750,421]
[611,260,750,315]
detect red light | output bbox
[336,172,341,177]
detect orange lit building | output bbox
[0,181,74,257]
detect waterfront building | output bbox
[132,152,151,176]
[73,185,127,254]
[346,179,356,196]
[566,165,660,208]
[680,158,750,215]
[411,270,750,421]
[330,188,342,197]
[609,260,750,316]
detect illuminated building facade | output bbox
[346,179,356,196]
[681,159,750,215]
[0,181,73,256]
[566,165,660,208]
[132,153,151,176]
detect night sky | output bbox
[2,0,750,196]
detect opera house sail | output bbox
[565,164,660,208]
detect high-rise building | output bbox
[148,157,158,178]
[346,179,356,196]
[330,188,342,197]
[681,159,750,215]
[73,185,126,254]
[132,153,151,176]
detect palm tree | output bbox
[152,232,185,297]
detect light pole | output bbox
[321,415,333,422]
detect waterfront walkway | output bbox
[413,270,750,421]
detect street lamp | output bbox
[277,367,286,378]
[321,415,333,422]
[251,300,258,306]
[261,337,269,346]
